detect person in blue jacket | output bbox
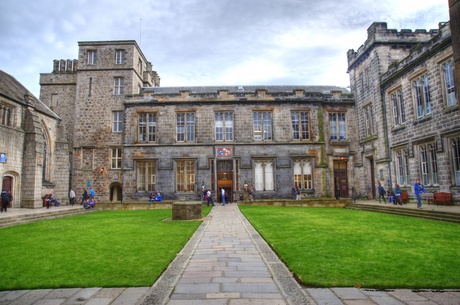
[414,179,425,208]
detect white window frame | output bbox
[390,89,406,126]
[215,112,234,141]
[253,111,272,141]
[291,111,310,140]
[87,51,97,65]
[112,111,123,133]
[293,159,313,189]
[413,75,432,118]
[115,50,125,64]
[111,148,122,169]
[364,105,374,137]
[442,59,457,107]
[419,143,438,186]
[138,113,157,142]
[137,161,157,192]
[450,138,460,186]
[176,160,196,192]
[395,149,410,187]
[176,112,195,142]
[254,160,274,191]
[114,77,124,95]
[329,112,347,140]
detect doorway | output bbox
[333,160,348,198]
[2,176,13,207]
[110,183,122,202]
[369,157,376,199]
[217,160,233,203]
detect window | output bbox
[329,112,346,140]
[0,104,13,127]
[111,148,122,169]
[114,77,124,95]
[254,160,274,191]
[115,50,125,64]
[87,51,97,65]
[215,112,233,141]
[413,75,432,118]
[364,105,374,137]
[419,143,438,186]
[291,111,310,140]
[176,160,195,192]
[138,59,143,74]
[253,111,272,141]
[390,89,406,126]
[395,149,410,186]
[450,138,460,186]
[442,59,457,107]
[137,161,157,192]
[176,112,195,142]
[112,111,123,133]
[293,159,313,189]
[139,113,157,142]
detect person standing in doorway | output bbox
[221,188,226,206]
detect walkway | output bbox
[0,202,459,304]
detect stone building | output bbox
[39,41,160,202]
[347,21,459,199]
[0,70,69,208]
[123,86,355,202]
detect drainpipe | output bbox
[380,86,393,188]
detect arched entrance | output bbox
[2,176,13,207]
[217,160,233,203]
[110,183,122,202]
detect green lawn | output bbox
[239,206,460,289]
[0,207,211,290]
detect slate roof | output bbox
[143,85,349,95]
[0,69,60,120]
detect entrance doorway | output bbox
[217,160,233,203]
[333,160,348,198]
[110,183,122,202]
[2,176,13,207]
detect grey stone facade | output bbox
[348,22,460,200]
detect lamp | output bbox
[99,167,105,174]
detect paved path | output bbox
[1,202,460,304]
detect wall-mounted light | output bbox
[99,167,105,174]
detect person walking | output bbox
[351,186,357,203]
[295,186,301,200]
[377,182,386,203]
[414,179,425,208]
[221,188,226,206]
[69,189,76,206]
[206,189,215,206]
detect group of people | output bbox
[376,179,425,208]
[41,194,61,209]
[1,189,12,213]
[149,192,162,202]
[80,188,96,209]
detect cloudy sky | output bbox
[0,0,449,98]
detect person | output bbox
[414,179,425,208]
[155,192,162,202]
[206,189,215,206]
[351,186,357,203]
[69,189,76,206]
[1,189,11,213]
[48,194,60,207]
[335,184,340,200]
[387,188,395,204]
[221,188,226,205]
[295,186,301,200]
[149,192,155,202]
[89,187,95,199]
[42,194,51,209]
[291,185,296,199]
[81,189,88,205]
[377,182,386,203]
[394,184,402,205]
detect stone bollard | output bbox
[172,202,202,220]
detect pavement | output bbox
[0,201,459,305]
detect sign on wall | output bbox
[0,153,6,163]
[217,147,232,157]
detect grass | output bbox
[0,207,211,290]
[239,206,460,289]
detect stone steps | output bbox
[346,203,460,223]
[0,208,96,228]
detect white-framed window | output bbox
[112,111,123,133]
[253,111,272,141]
[139,113,157,142]
[329,112,346,140]
[215,112,233,141]
[450,137,460,186]
[114,77,124,95]
[138,59,143,74]
[395,148,410,187]
[111,148,122,169]
[419,143,438,186]
[390,89,406,126]
[413,75,432,118]
[364,105,374,137]
[291,111,310,140]
[254,160,274,191]
[176,160,195,192]
[87,50,97,65]
[0,104,13,127]
[442,59,457,107]
[115,50,125,64]
[176,112,195,142]
[137,161,156,192]
[293,159,313,189]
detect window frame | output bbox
[293,159,313,190]
[394,148,410,187]
[441,58,457,108]
[138,112,157,142]
[254,159,275,191]
[112,111,123,133]
[363,105,374,137]
[87,50,97,65]
[291,111,310,141]
[176,160,196,192]
[113,77,124,95]
[176,112,195,143]
[111,148,122,169]
[0,103,13,127]
[450,137,460,186]
[390,89,406,126]
[329,112,347,140]
[215,112,234,141]
[137,160,157,192]
[115,50,125,64]
[412,74,432,119]
[253,111,273,141]
[419,143,439,186]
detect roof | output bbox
[143,85,349,95]
[0,69,60,120]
